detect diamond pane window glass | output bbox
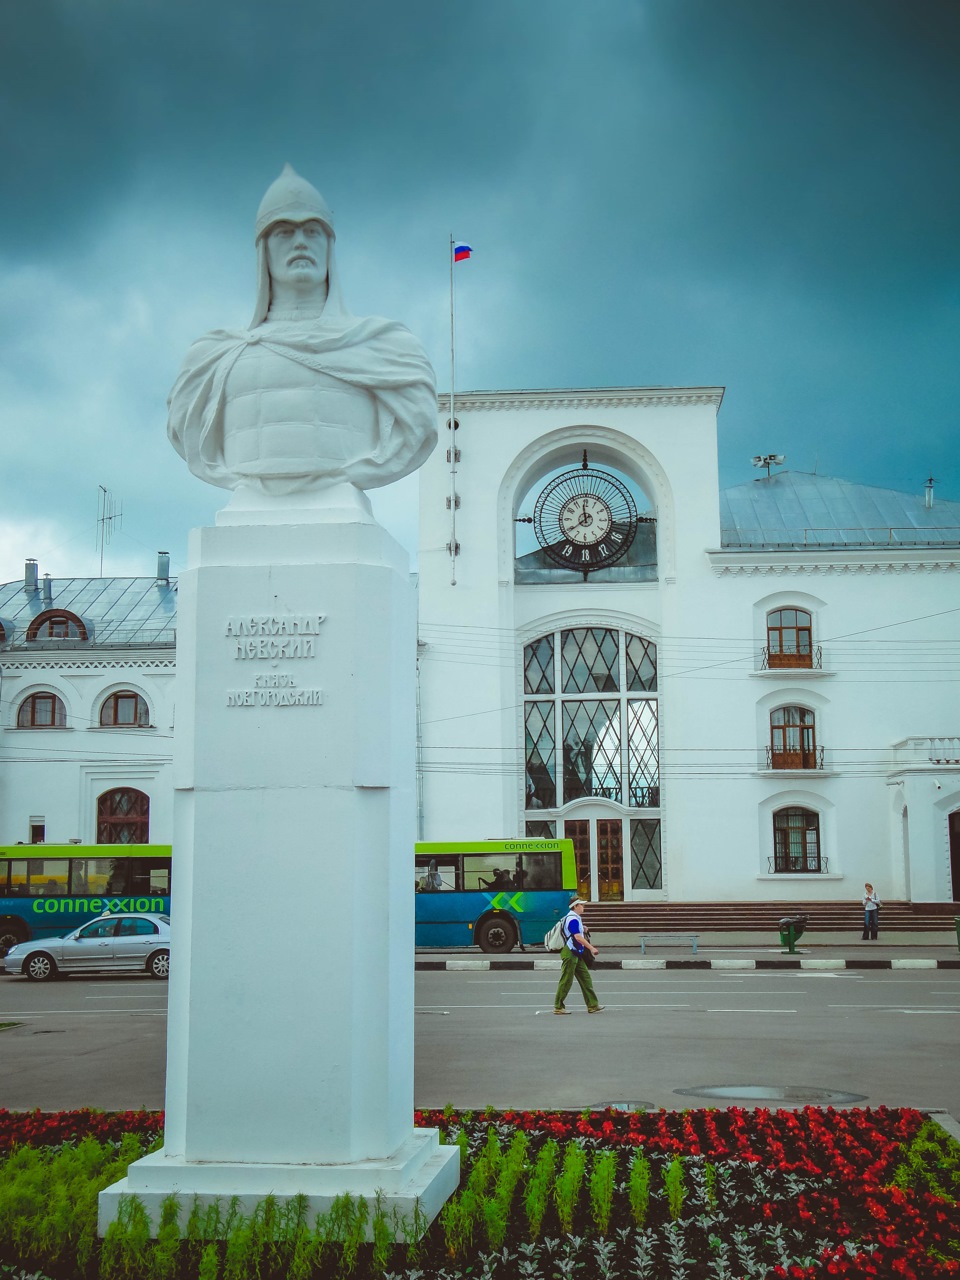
[627,700,659,807]
[560,628,619,694]
[523,635,554,694]
[524,702,556,810]
[525,820,557,839]
[626,634,657,691]
[97,788,150,844]
[630,818,662,889]
[562,699,621,803]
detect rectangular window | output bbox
[525,702,556,810]
[627,699,659,807]
[524,820,557,839]
[461,855,519,892]
[563,819,591,899]
[630,818,662,890]
[415,856,459,892]
[25,859,70,896]
[70,858,127,896]
[519,850,562,890]
[562,700,621,803]
[128,858,171,896]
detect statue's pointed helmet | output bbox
[254,163,335,242]
[251,164,345,326]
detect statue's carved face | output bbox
[265,219,330,292]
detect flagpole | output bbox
[448,233,458,586]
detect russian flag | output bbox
[454,242,472,262]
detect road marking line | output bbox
[707,1009,798,1014]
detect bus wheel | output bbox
[25,953,58,982]
[0,921,28,958]
[147,950,170,980]
[476,917,516,954]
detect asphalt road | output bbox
[1,967,958,1115]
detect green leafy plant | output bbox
[523,1138,558,1239]
[664,1155,687,1222]
[628,1149,651,1226]
[588,1150,617,1234]
[554,1141,587,1234]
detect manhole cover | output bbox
[600,1101,656,1112]
[674,1084,867,1104]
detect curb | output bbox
[416,957,960,971]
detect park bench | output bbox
[638,933,700,955]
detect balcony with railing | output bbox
[768,854,830,874]
[765,745,825,771]
[761,644,822,671]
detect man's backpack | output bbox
[543,917,568,951]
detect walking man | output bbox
[554,898,604,1014]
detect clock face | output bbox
[533,464,639,573]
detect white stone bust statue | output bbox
[167,165,437,500]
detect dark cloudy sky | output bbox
[2,0,958,577]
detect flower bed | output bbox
[0,1105,957,1278]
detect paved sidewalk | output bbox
[416,929,960,971]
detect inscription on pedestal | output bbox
[224,614,325,707]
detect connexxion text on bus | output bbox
[0,845,172,955]
[414,838,576,953]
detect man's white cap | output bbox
[254,163,335,242]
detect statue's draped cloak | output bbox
[167,314,438,492]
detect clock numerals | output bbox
[533,463,642,574]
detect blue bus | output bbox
[414,838,577,953]
[0,844,172,956]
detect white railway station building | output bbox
[2,385,959,907]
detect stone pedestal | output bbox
[99,515,458,1233]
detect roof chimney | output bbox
[24,559,38,593]
[925,476,935,509]
[156,551,170,583]
[42,574,53,606]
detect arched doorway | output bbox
[97,788,150,844]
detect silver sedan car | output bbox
[2,912,170,981]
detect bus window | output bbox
[462,855,518,892]
[8,861,27,895]
[71,858,124,896]
[519,851,562,890]
[27,859,69,895]
[129,858,171,896]
[415,858,457,892]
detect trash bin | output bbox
[778,914,809,955]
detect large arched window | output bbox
[524,627,660,900]
[16,692,67,728]
[99,692,150,728]
[25,610,88,641]
[765,608,813,669]
[524,628,658,810]
[773,807,823,872]
[768,706,820,769]
[97,788,150,844]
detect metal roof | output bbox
[0,575,177,647]
[720,471,960,549]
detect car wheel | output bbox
[476,916,516,954]
[147,950,170,980]
[25,953,57,982]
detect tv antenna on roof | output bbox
[96,485,123,574]
[751,453,785,479]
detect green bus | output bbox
[414,838,577,953]
[0,844,172,955]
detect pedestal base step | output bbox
[98,1128,459,1240]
